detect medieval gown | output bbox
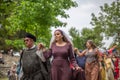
[43,43,78,80]
[104,57,114,80]
[85,49,101,80]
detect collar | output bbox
[27,45,36,50]
[30,45,36,49]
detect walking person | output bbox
[73,49,86,80]
[104,54,114,80]
[99,54,106,80]
[20,33,49,80]
[74,40,101,80]
[8,63,17,80]
[38,29,81,80]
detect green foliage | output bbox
[5,39,24,50]
[69,27,103,50]
[0,0,16,26]
[0,0,19,50]
[0,0,77,50]
[6,0,77,31]
[69,27,85,50]
[81,27,103,47]
[90,0,120,46]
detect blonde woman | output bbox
[104,54,114,80]
[99,54,106,80]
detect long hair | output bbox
[87,40,97,49]
[49,29,73,48]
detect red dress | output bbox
[114,58,120,80]
[44,43,78,80]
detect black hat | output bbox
[24,33,36,42]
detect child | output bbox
[8,62,17,80]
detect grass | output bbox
[0,77,8,80]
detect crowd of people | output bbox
[1,29,120,80]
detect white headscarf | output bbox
[49,29,73,48]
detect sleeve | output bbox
[68,43,78,67]
[107,47,115,54]
[36,50,46,62]
[43,49,52,59]
[95,48,102,56]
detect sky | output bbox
[52,0,115,33]
[51,0,116,48]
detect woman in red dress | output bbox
[38,29,80,80]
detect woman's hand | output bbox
[75,66,84,71]
[37,43,45,50]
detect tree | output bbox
[6,0,77,34]
[0,0,17,51]
[81,27,103,47]
[69,27,103,50]
[90,0,120,47]
[69,27,85,50]
[4,0,77,49]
